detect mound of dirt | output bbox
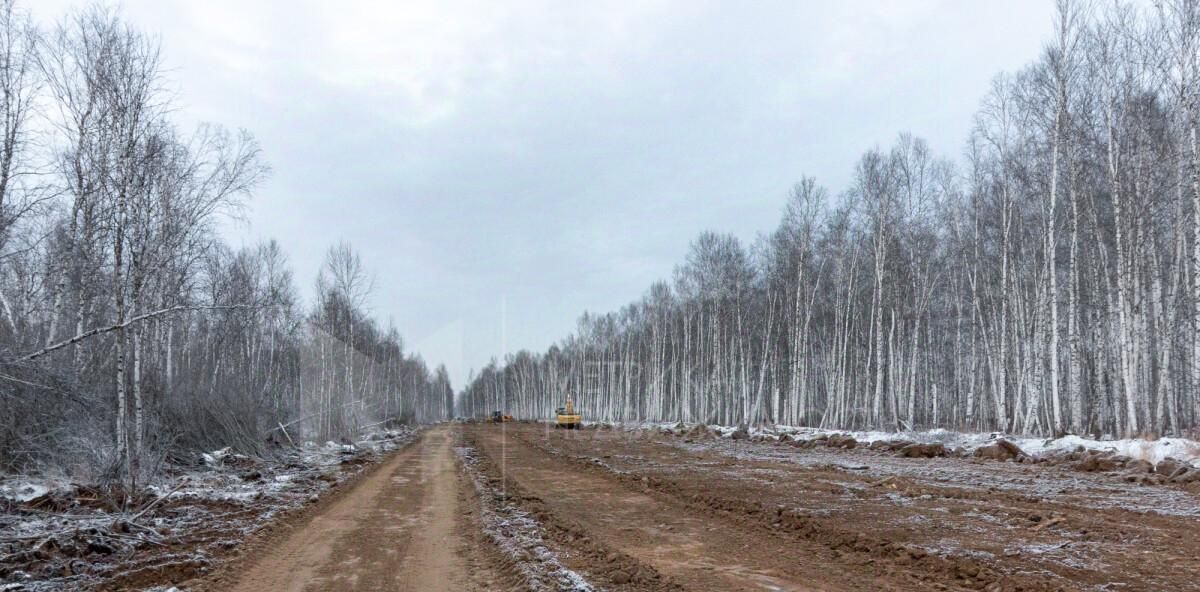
[868,439,913,452]
[1125,459,1154,474]
[1169,468,1200,484]
[1072,451,1123,472]
[898,443,946,458]
[974,439,1026,462]
[1154,457,1187,476]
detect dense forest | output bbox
[461,0,1200,439]
[0,2,453,482]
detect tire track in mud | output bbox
[457,434,679,592]
[509,428,1044,592]
[468,425,933,592]
[455,444,600,591]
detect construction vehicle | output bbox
[555,395,582,429]
[491,411,513,423]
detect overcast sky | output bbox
[37,0,1053,390]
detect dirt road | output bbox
[217,426,496,592]
[207,424,1200,591]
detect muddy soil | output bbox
[27,423,1195,591]
[487,423,1200,592]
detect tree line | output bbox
[0,2,452,484]
[461,0,1200,439]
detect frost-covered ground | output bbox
[455,445,594,592]
[486,423,1200,590]
[0,484,51,505]
[603,421,1200,518]
[0,427,417,591]
[625,421,1200,468]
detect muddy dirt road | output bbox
[211,427,499,592]
[205,424,1200,591]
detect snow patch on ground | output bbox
[0,481,56,503]
[201,447,233,466]
[642,422,1200,517]
[455,446,594,592]
[639,421,1200,467]
[1014,435,1200,466]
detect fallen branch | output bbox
[0,532,66,542]
[277,422,295,447]
[262,399,368,437]
[128,481,186,523]
[0,372,58,392]
[123,521,162,537]
[101,529,166,547]
[358,416,401,431]
[22,304,264,361]
[263,412,320,436]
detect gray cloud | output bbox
[34,0,1053,388]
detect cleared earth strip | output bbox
[510,429,1032,591]
[514,424,1200,592]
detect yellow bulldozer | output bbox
[555,395,582,429]
[491,411,513,423]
